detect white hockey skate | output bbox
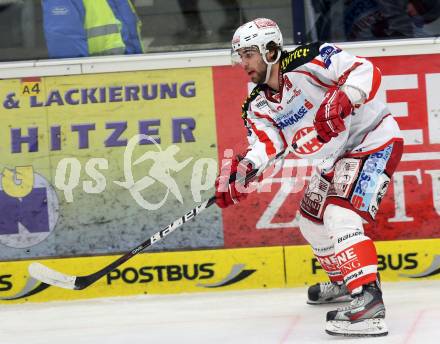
[325,282,388,337]
[307,281,352,305]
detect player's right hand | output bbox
[214,156,253,208]
[314,88,353,143]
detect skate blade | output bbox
[325,318,388,337]
[307,295,353,305]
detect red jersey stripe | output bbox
[366,66,382,103]
[292,70,336,88]
[247,118,277,156]
[310,58,326,68]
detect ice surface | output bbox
[1,280,439,344]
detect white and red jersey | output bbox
[241,42,402,172]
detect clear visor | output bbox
[231,46,260,65]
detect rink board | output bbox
[1,238,439,303]
[0,246,285,303]
[285,238,440,286]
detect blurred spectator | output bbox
[343,0,409,40]
[311,0,333,41]
[175,0,206,43]
[344,0,440,40]
[176,0,246,43]
[216,0,246,39]
[407,0,440,37]
[0,0,23,49]
[42,0,144,58]
[374,0,414,38]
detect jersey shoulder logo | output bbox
[319,45,342,68]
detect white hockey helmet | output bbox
[231,18,283,65]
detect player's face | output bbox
[236,48,267,84]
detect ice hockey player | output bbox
[214,18,403,337]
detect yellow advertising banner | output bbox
[2,239,438,304]
[285,238,440,287]
[0,246,285,304]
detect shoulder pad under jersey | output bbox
[241,84,263,119]
[280,42,321,73]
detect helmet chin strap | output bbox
[262,50,281,84]
[264,63,273,84]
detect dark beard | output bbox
[253,67,267,84]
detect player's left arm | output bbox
[317,42,381,105]
[311,43,382,142]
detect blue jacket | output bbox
[42,0,144,58]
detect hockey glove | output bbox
[314,88,353,143]
[215,155,255,208]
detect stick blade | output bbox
[28,262,77,290]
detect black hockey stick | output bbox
[28,130,317,290]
